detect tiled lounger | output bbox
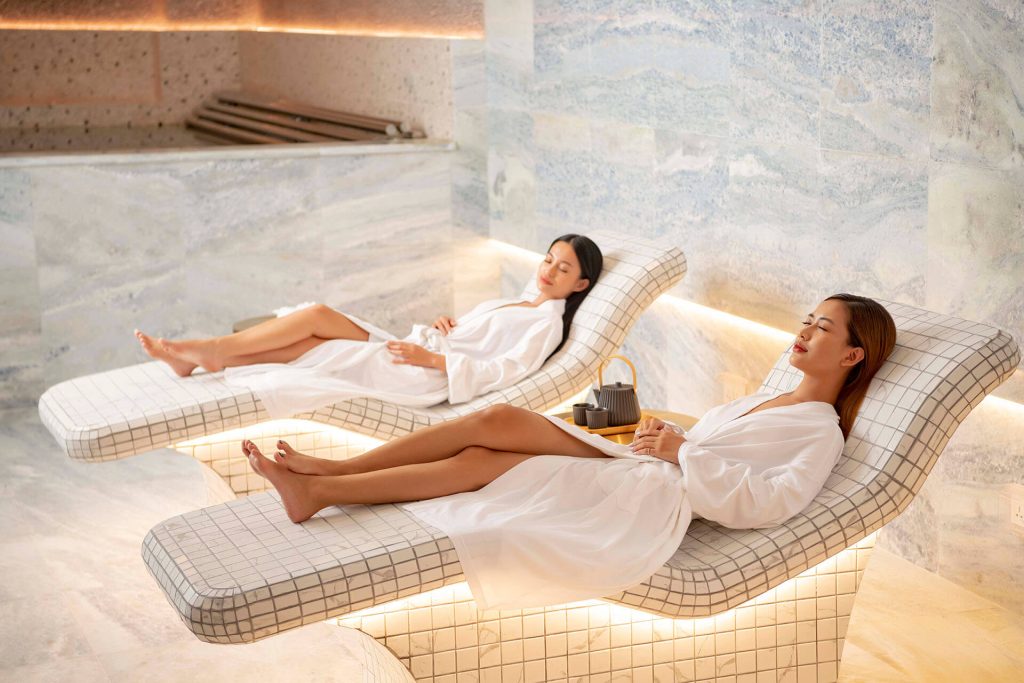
[39,230,685,463]
[144,301,1018,682]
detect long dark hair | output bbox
[825,293,897,438]
[546,234,603,360]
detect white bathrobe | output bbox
[402,392,845,610]
[223,298,565,419]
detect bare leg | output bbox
[218,336,328,368]
[246,440,542,523]
[148,304,370,373]
[135,329,198,377]
[273,404,607,476]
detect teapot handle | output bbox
[598,354,638,388]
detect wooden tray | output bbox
[554,411,650,436]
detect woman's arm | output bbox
[386,341,446,371]
[679,427,845,528]
[444,314,563,404]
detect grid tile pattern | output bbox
[333,535,876,683]
[605,301,1019,619]
[40,230,686,462]
[350,623,418,683]
[142,302,1018,654]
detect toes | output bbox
[277,440,298,456]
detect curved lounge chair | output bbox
[141,300,1018,681]
[38,230,685,462]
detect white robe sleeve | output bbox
[445,314,563,404]
[678,425,845,529]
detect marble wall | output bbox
[478,0,1023,340]
[0,143,455,407]
[455,0,1024,613]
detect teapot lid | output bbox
[601,381,634,390]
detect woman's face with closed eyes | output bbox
[788,299,865,379]
[536,240,590,300]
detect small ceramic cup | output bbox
[585,407,609,429]
[572,402,594,425]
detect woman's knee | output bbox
[307,303,334,319]
[475,403,528,428]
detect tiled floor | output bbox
[2,406,1023,682]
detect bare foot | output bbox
[274,440,348,476]
[244,440,324,523]
[160,337,223,373]
[135,329,198,377]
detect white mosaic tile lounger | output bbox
[143,301,1019,682]
[38,230,686,463]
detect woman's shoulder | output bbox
[493,297,566,317]
[540,298,567,315]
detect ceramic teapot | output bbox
[593,355,642,427]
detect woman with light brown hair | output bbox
[244,293,898,610]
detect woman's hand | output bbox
[432,315,457,336]
[629,417,686,464]
[386,341,445,371]
[634,416,666,435]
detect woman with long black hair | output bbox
[134,234,603,418]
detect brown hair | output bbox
[825,294,898,438]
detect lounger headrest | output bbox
[761,300,1019,499]
[518,230,686,367]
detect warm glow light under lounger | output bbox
[142,301,1018,682]
[38,230,685,462]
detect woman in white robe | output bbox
[244,293,898,610]
[132,235,603,418]
[221,297,566,418]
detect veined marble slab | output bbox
[0,140,455,169]
[485,0,534,111]
[589,0,731,135]
[821,0,932,158]
[5,144,455,400]
[0,168,41,407]
[488,108,537,249]
[533,0,592,116]
[821,150,929,305]
[453,39,489,237]
[931,0,1024,169]
[926,161,1024,347]
[730,0,820,147]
